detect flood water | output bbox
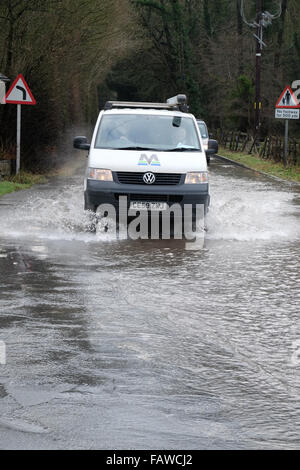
[0,156,299,449]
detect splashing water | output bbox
[207,171,300,242]
[0,158,300,450]
[0,163,299,244]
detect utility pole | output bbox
[254,0,262,137]
[241,0,282,137]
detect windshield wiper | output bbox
[167,147,200,152]
[114,146,158,151]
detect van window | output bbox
[95,114,201,151]
[197,122,208,139]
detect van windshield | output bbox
[95,114,201,151]
[197,122,208,139]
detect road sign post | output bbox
[284,119,289,168]
[4,74,36,174]
[17,104,21,174]
[275,86,300,168]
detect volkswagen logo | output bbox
[143,172,156,185]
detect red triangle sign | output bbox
[276,86,300,109]
[4,74,36,105]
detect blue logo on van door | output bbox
[138,154,161,166]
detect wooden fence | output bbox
[213,129,300,166]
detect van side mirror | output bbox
[205,139,218,156]
[73,136,90,151]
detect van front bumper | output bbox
[85,179,210,213]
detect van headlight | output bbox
[88,168,113,181]
[185,172,208,184]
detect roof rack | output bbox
[104,94,189,113]
[104,101,171,111]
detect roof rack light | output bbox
[104,94,189,112]
[167,94,189,112]
[166,94,187,106]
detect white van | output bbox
[74,95,218,222]
[197,120,212,165]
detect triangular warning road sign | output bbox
[4,74,36,105]
[276,86,300,109]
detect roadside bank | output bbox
[217,147,300,183]
[0,154,85,197]
[0,172,47,197]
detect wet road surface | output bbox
[0,156,299,449]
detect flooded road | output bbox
[0,156,299,449]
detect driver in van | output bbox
[175,127,187,147]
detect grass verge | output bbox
[0,152,85,198]
[0,171,48,197]
[0,181,31,197]
[219,147,300,183]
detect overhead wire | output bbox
[240,0,257,28]
[269,1,283,20]
[240,0,283,27]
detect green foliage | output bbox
[0,172,47,197]
[232,75,255,101]
[203,0,231,37]
[220,147,300,182]
[122,0,206,115]
[0,181,31,197]
[0,0,135,170]
[9,172,47,185]
[1,0,300,171]
[122,0,300,139]
[203,0,212,37]
[227,75,255,131]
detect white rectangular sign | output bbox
[0,81,5,104]
[275,108,299,120]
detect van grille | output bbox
[116,172,183,185]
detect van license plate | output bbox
[130,201,168,211]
